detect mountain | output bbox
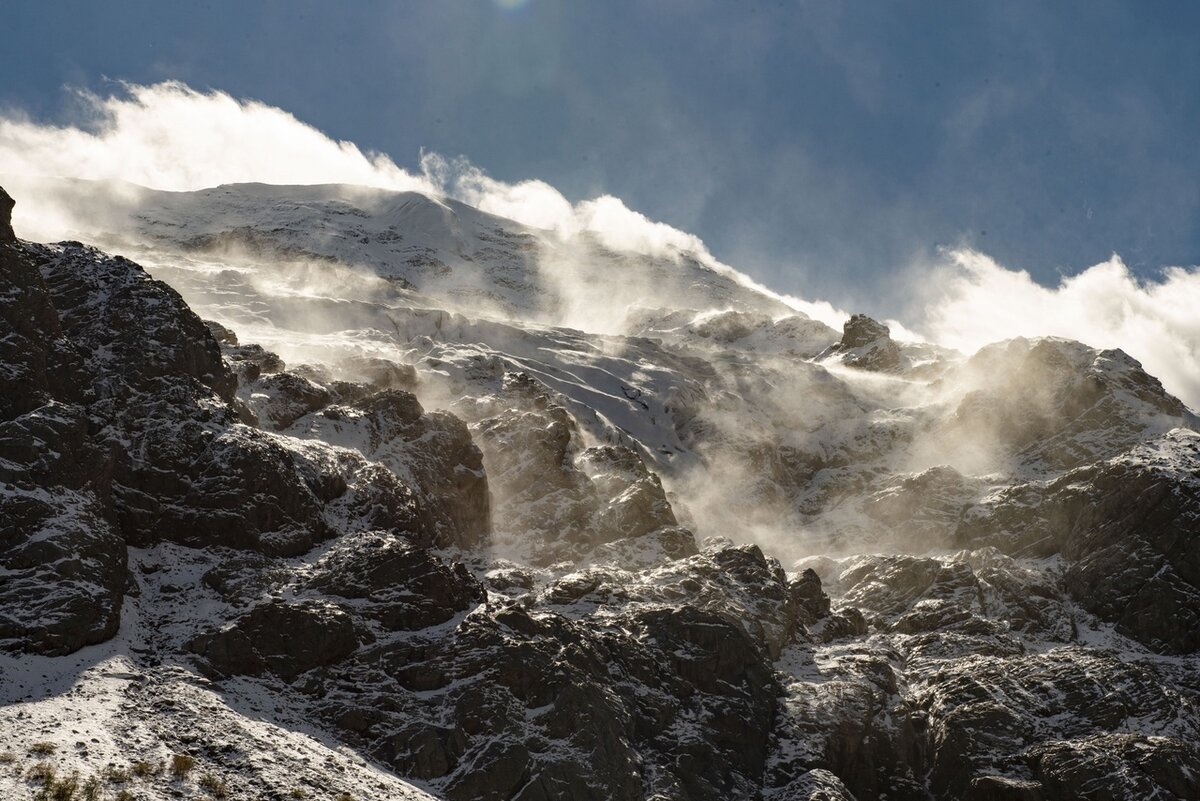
[2,181,1199,801]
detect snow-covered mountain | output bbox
[2,180,1199,801]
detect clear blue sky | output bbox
[3,1,1199,309]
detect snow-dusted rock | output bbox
[3,181,1200,801]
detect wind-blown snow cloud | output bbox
[2,81,841,326]
[2,81,1198,408]
[917,248,1200,410]
[0,81,433,193]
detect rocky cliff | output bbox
[1,184,1198,801]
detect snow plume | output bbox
[915,248,1200,410]
[4,81,1198,409]
[423,151,848,329]
[1,81,843,325]
[0,81,434,194]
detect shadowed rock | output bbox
[0,186,15,241]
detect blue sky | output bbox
[3,0,1199,310]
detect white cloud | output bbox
[1,81,844,323]
[0,81,434,193]
[917,248,1200,409]
[3,81,1197,409]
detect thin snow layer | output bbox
[18,178,794,334]
[2,179,1200,800]
[40,181,1192,564]
[770,551,1200,797]
[0,547,436,801]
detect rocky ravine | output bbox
[2,183,1200,801]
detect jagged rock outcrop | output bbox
[189,599,360,681]
[958,429,1200,653]
[0,186,14,241]
[0,487,126,654]
[943,337,1190,471]
[773,548,1200,801]
[316,564,786,800]
[823,314,901,371]
[463,370,695,565]
[306,531,485,630]
[0,188,492,654]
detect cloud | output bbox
[916,248,1200,409]
[2,81,1197,409]
[1,81,847,327]
[0,81,434,193]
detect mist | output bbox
[3,80,1198,414]
[913,247,1200,412]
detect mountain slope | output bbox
[2,182,1199,801]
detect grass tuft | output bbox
[169,753,196,779]
[38,769,80,801]
[27,761,56,784]
[197,771,229,799]
[104,764,131,783]
[80,775,102,801]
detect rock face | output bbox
[0,487,126,655]
[958,429,1200,653]
[0,188,491,653]
[824,314,901,371]
[0,185,14,241]
[462,371,694,566]
[2,183,1200,801]
[189,599,360,681]
[841,314,891,349]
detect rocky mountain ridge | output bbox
[2,183,1199,801]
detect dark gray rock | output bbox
[189,599,359,681]
[470,372,689,564]
[959,430,1200,653]
[826,314,901,371]
[1027,734,1200,801]
[0,487,126,655]
[0,185,14,241]
[307,531,484,630]
[248,371,334,430]
[841,314,891,349]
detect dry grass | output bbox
[0,751,16,765]
[198,771,228,799]
[130,759,159,778]
[80,775,102,801]
[115,790,136,801]
[104,764,131,783]
[27,761,56,783]
[38,769,80,801]
[29,742,58,756]
[169,753,196,779]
